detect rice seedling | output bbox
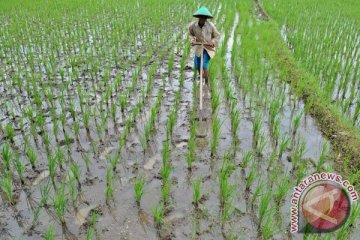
[274,175,291,203]
[186,140,195,170]
[86,226,96,240]
[291,138,306,169]
[211,114,221,157]
[55,146,64,170]
[316,140,329,172]
[271,116,281,146]
[70,162,81,190]
[253,111,262,147]
[68,173,77,206]
[269,99,281,126]
[160,162,172,184]
[292,111,303,136]
[278,136,290,159]
[0,172,14,204]
[134,176,145,205]
[186,121,197,170]
[43,132,51,154]
[83,153,90,172]
[297,160,307,185]
[152,203,164,227]
[161,181,171,205]
[26,145,37,170]
[0,0,357,238]
[83,110,90,134]
[74,121,80,143]
[246,163,256,191]
[336,225,350,240]
[168,52,175,77]
[166,109,176,139]
[105,166,113,205]
[221,196,235,228]
[40,180,52,207]
[211,90,220,113]
[219,155,236,207]
[44,225,55,240]
[258,187,272,225]
[5,123,15,142]
[14,153,25,185]
[47,154,56,187]
[240,150,253,168]
[230,107,241,138]
[86,212,98,240]
[162,139,170,166]
[260,208,277,239]
[1,142,12,171]
[52,183,67,224]
[192,177,202,208]
[256,133,267,156]
[31,206,41,230]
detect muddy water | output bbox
[0,14,346,240]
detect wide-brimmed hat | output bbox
[193,6,213,18]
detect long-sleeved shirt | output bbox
[188,20,220,59]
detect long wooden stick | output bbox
[192,42,213,48]
[199,44,204,111]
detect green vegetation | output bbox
[192,177,202,208]
[0,0,358,238]
[134,176,146,205]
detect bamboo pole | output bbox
[199,44,204,111]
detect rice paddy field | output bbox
[0,0,359,239]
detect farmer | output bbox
[189,6,220,85]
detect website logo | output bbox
[290,172,358,233]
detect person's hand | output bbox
[209,41,215,48]
[190,39,196,46]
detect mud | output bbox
[0,9,344,240]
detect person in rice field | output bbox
[189,6,220,86]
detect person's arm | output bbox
[188,22,196,45]
[210,23,220,47]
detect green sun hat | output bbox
[193,6,213,18]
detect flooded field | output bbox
[0,0,359,239]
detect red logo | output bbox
[301,183,350,231]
